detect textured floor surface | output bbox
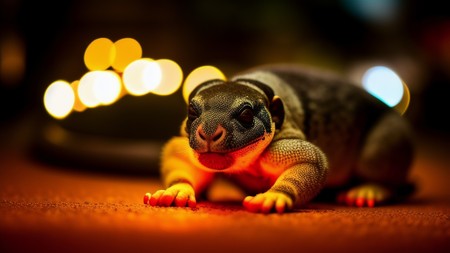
[0,135,449,253]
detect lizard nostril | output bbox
[198,127,207,141]
[212,130,223,142]
[211,125,225,143]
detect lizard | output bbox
[143,64,415,213]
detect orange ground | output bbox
[0,135,449,253]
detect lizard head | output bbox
[184,79,284,172]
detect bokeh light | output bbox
[182,65,226,103]
[362,66,404,107]
[142,61,162,92]
[92,70,122,105]
[78,70,123,107]
[122,58,162,96]
[78,71,102,108]
[111,38,142,73]
[342,0,400,24]
[44,80,75,119]
[151,59,183,96]
[84,38,114,71]
[70,80,86,112]
[0,34,25,85]
[45,37,224,119]
[393,81,410,115]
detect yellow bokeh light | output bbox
[47,38,228,118]
[111,38,142,73]
[84,38,115,71]
[182,65,226,103]
[152,59,183,96]
[123,58,163,96]
[393,81,410,115]
[70,80,87,112]
[44,80,75,119]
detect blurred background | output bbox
[1,0,449,176]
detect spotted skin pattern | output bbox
[144,64,415,213]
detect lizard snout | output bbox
[196,124,226,152]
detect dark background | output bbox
[1,0,449,174]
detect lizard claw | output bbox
[243,191,293,214]
[337,184,390,207]
[143,192,151,204]
[144,183,196,208]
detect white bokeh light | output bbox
[44,80,75,119]
[151,59,183,96]
[123,58,162,96]
[91,70,122,105]
[142,60,162,92]
[78,71,101,108]
[362,66,403,107]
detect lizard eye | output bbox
[188,104,200,121]
[237,106,254,128]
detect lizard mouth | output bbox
[196,152,233,170]
[194,134,270,171]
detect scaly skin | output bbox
[145,132,328,213]
[144,64,414,213]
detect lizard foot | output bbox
[243,191,293,214]
[144,183,196,208]
[337,183,391,207]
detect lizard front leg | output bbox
[243,139,329,213]
[144,137,213,207]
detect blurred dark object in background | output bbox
[1,0,449,176]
